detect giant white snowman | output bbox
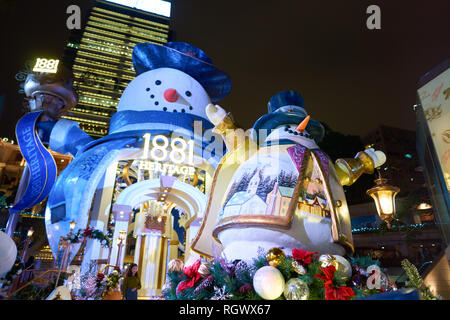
[193,90,386,261]
[44,42,231,263]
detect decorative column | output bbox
[109,204,132,268]
[134,234,142,265]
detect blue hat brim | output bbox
[252,112,325,142]
[133,43,232,103]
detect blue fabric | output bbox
[132,42,232,103]
[12,111,57,212]
[125,288,138,300]
[36,121,56,144]
[268,90,305,112]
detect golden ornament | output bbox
[168,259,184,273]
[318,254,352,278]
[292,260,306,275]
[266,247,286,267]
[198,261,211,277]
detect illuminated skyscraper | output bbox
[63,0,172,137]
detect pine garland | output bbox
[401,259,441,300]
[162,249,397,300]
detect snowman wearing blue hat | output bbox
[193,90,386,261]
[43,42,232,264]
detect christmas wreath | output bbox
[65,227,112,248]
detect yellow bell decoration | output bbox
[266,247,286,267]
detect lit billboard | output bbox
[417,65,450,192]
[105,0,171,17]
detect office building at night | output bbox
[63,0,172,137]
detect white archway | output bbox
[115,177,207,221]
[113,176,208,297]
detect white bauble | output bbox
[318,254,352,278]
[252,266,285,300]
[0,231,17,278]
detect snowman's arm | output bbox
[49,119,94,157]
[206,104,250,152]
[334,148,386,186]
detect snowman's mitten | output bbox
[205,104,227,126]
[335,148,384,186]
[364,148,386,168]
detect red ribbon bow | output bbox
[176,260,202,293]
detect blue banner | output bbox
[11,111,57,212]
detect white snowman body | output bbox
[215,124,348,261]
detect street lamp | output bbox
[69,220,76,234]
[22,227,34,261]
[367,171,400,229]
[116,230,126,267]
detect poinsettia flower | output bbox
[292,248,319,266]
[176,260,202,293]
[315,266,355,300]
[83,227,93,237]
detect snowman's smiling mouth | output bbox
[284,125,312,139]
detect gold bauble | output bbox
[266,247,286,267]
[318,254,352,278]
[198,261,211,277]
[292,260,306,275]
[168,259,184,273]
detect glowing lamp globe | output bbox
[366,177,400,228]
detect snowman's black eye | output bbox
[155,80,161,85]
[185,91,192,97]
[146,88,150,91]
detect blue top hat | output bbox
[253,90,325,142]
[132,42,232,103]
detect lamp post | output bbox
[366,170,400,229]
[55,220,76,289]
[116,230,126,267]
[21,227,34,262]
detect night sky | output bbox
[1,0,449,139]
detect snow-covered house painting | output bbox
[222,173,267,217]
[219,151,299,220]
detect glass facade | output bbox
[63,0,171,137]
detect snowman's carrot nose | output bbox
[164,89,179,102]
[296,115,310,132]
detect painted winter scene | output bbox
[217,149,333,222]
